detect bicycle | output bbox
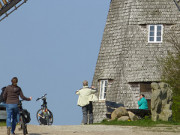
[36,94,53,125]
[18,100,31,135]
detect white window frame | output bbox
[148,25,163,43]
[99,80,108,100]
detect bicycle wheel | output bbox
[47,109,53,125]
[36,109,44,125]
[36,109,53,125]
[20,115,28,135]
[22,122,27,135]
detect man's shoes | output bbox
[7,127,11,135]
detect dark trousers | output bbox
[82,102,93,124]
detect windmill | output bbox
[92,0,180,123]
[0,0,28,22]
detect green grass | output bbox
[0,121,6,126]
[99,118,180,127]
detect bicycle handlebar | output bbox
[36,94,47,101]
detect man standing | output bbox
[3,77,32,135]
[138,94,148,109]
[76,80,97,125]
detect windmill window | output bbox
[140,82,151,92]
[148,25,163,43]
[99,80,108,100]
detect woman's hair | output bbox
[11,77,18,83]
[141,94,145,97]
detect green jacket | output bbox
[138,97,148,109]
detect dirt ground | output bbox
[0,124,180,135]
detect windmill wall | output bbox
[92,0,180,123]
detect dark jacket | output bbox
[3,85,30,104]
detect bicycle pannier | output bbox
[22,109,31,123]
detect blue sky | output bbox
[0,0,110,125]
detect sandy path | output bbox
[0,125,180,135]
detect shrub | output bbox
[160,34,180,122]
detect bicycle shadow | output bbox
[29,134,40,135]
[28,133,48,135]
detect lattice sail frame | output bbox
[174,0,180,11]
[0,0,28,22]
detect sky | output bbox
[0,0,110,125]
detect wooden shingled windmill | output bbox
[92,0,180,123]
[0,0,28,22]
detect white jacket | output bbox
[76,86,97,107]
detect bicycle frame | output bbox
[41,97,47,110]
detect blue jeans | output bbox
[6,104,19,134]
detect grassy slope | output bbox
[0,121,6,126]
[99,118,180,127]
